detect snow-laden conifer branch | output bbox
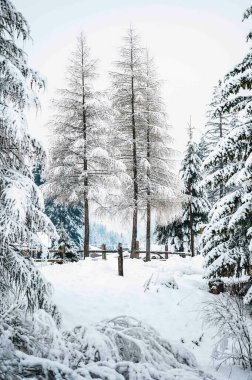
[0,0,57,325]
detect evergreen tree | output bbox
[181,126,209,256]
[47,34,121,258]
[204,82,229,155]
[199,82,231,204]
[53,227,79,262]
[0,0,55,313]
[202,118,251,277]
[202,7,252,279]
[33,164,84,249]
[155,219,184,252]
[197,133,208,162]
[45,199,83,249]
[156,121,209,256]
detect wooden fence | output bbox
[76,242,190,260]
[33,241,191,276]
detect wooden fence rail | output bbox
[76,242,190,260]
[33,246,190,261]
[34,242,191,278]
[18,240,191,260]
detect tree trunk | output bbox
[189,201,195,257]
[146,198,151,261]
[145,90,151,262]
[130,33,138,258]
[84,189,89,258]
[131,207,138,258]
[188,177,195,257]
[81,36,89,259]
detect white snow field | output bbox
[41,255,250,380]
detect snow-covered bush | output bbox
[144,272,178,292]
[53,228,80,262]
[203,294,252,371]
[0,313,215,380]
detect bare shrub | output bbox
[203,293,252,371]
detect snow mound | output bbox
[156,273,179,289]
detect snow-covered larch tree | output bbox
[47,34,122,258]
[202,6,252,279]
[0,0,55,313]
[110,27,146,257]
[141,52,178,261]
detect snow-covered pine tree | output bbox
[34,164,84,249]
[142,51,178,261]
[110,27,145,257]
[45,199,83,249]
[199,82,230,204]
[202,82,229,158]
[180,121,209,256]
[155,219,184,252]
[202,6,252,279]
[155,124,209,256]
[47,34,122,258]
[197,133,208,162]
[0,0,55,313]
[53,227,79,262]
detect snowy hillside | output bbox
[41,256,250,380]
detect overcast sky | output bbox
[15,0,251,153]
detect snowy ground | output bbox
[40,255,250,380]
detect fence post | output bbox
[59,243,65,260]
[165,244,168,259]
[135,240,140,259]
[62,243,65,260]
[101,244,107,260]
[118,243,124,276]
